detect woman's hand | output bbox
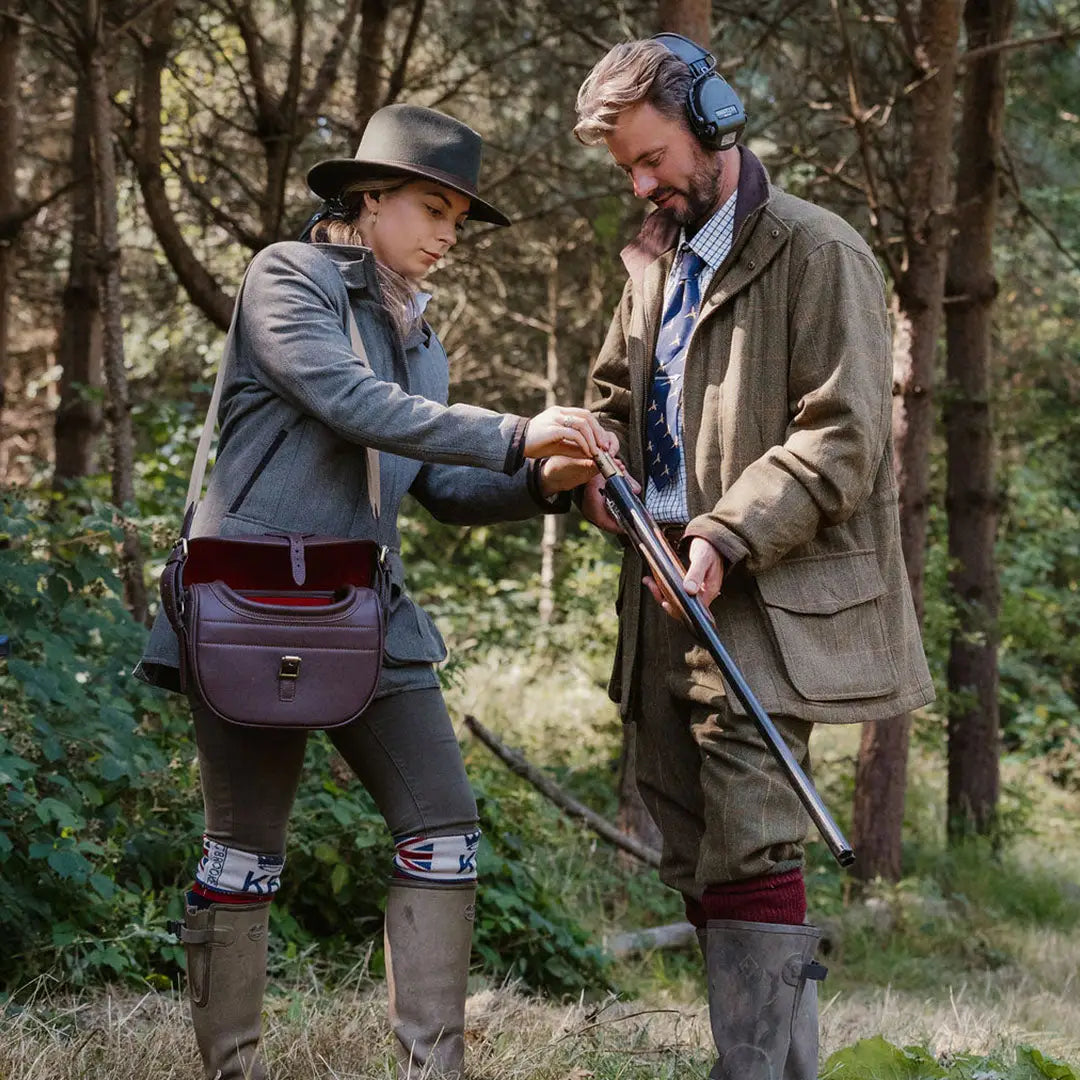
[524,407,616,460]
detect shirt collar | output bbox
[678,189,739,271]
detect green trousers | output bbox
[632,597,814,899]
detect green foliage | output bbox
[822,1037,1078,1079]
[995,424,1080,789]
[473,806,612,996]
[396,503,621,675]
[0,486,198,987]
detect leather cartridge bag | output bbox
[160,531,389,729]
[160,277,388,729]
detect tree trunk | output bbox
[658,0,710,45]
[86,0,147,623]
[943,0,1013,842]
[355,0,390,134]
[0,4,19,420]
[132,0,233,331]
[54,69,104,482]
[851,0,963,882]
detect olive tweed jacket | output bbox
[593,148,934,723]
[136,241,559,697]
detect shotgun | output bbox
[595,450,856,868]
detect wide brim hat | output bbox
[307,103,510,227]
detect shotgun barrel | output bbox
[595,451,855,868]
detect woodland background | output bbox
[1,0,1080,1076]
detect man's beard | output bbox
[660,153,723,227]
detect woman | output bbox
[135,103,613,1080]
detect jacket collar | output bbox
[619,145,771,283]
[310,242,381,295]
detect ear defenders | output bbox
[651,32,746,151]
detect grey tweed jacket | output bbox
[136,241,557,697]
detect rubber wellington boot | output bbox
[384,880,475,1079]
[702,920,825,1080]
[172,900,271,1080]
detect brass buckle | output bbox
[279,656,301,679]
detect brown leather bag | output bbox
[160,531,389,729]
[161,286,388,729]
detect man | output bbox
[574,36,934,1078]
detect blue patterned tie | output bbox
[647,248,704,490]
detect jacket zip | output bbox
[228,428,288,514]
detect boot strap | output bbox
[167,919,236,946]
[782,955,828,986]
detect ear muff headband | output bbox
[651,33,746,151]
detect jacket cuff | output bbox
[503,417,529,474]
[527,458,572,513]
[683,519,748,570]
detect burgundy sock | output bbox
[685,895,707,928]
[188,883,271,908]
[692,868,807,926]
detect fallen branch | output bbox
[604,922,698,957]
[462,714,661,868]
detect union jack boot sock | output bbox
[384,880,475,1079]
[173,899,271,1080]
[702,920,825,1080]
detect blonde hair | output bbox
[309,176,423,341]
[574,39,694,145]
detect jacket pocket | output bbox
[382,591,449,667]
[755,549,898,702]
[228,428,289,515]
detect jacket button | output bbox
[747,259,756,269]
[771,228,780,238]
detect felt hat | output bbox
[306,103,510,227]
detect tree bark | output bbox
[355,0,390,132]
[851,0,963,882]
[943,0,1013,841]
[132,0,233,331]
[86,0,147,623]
[0,4,19,420]
[382,0,425,108]
[658,0,710,45]
[54,68,104,482]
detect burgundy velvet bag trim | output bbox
[183,536,377,592]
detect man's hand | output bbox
[540,431,621,496]
[580,468,640,534]
[644,536,725,619]
[539,455,598,494]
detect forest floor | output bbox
[3,651,1080,1078]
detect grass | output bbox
[3,650,1079,1076]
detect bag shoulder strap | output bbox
[346,305,381,520]
[183,258,381,534]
